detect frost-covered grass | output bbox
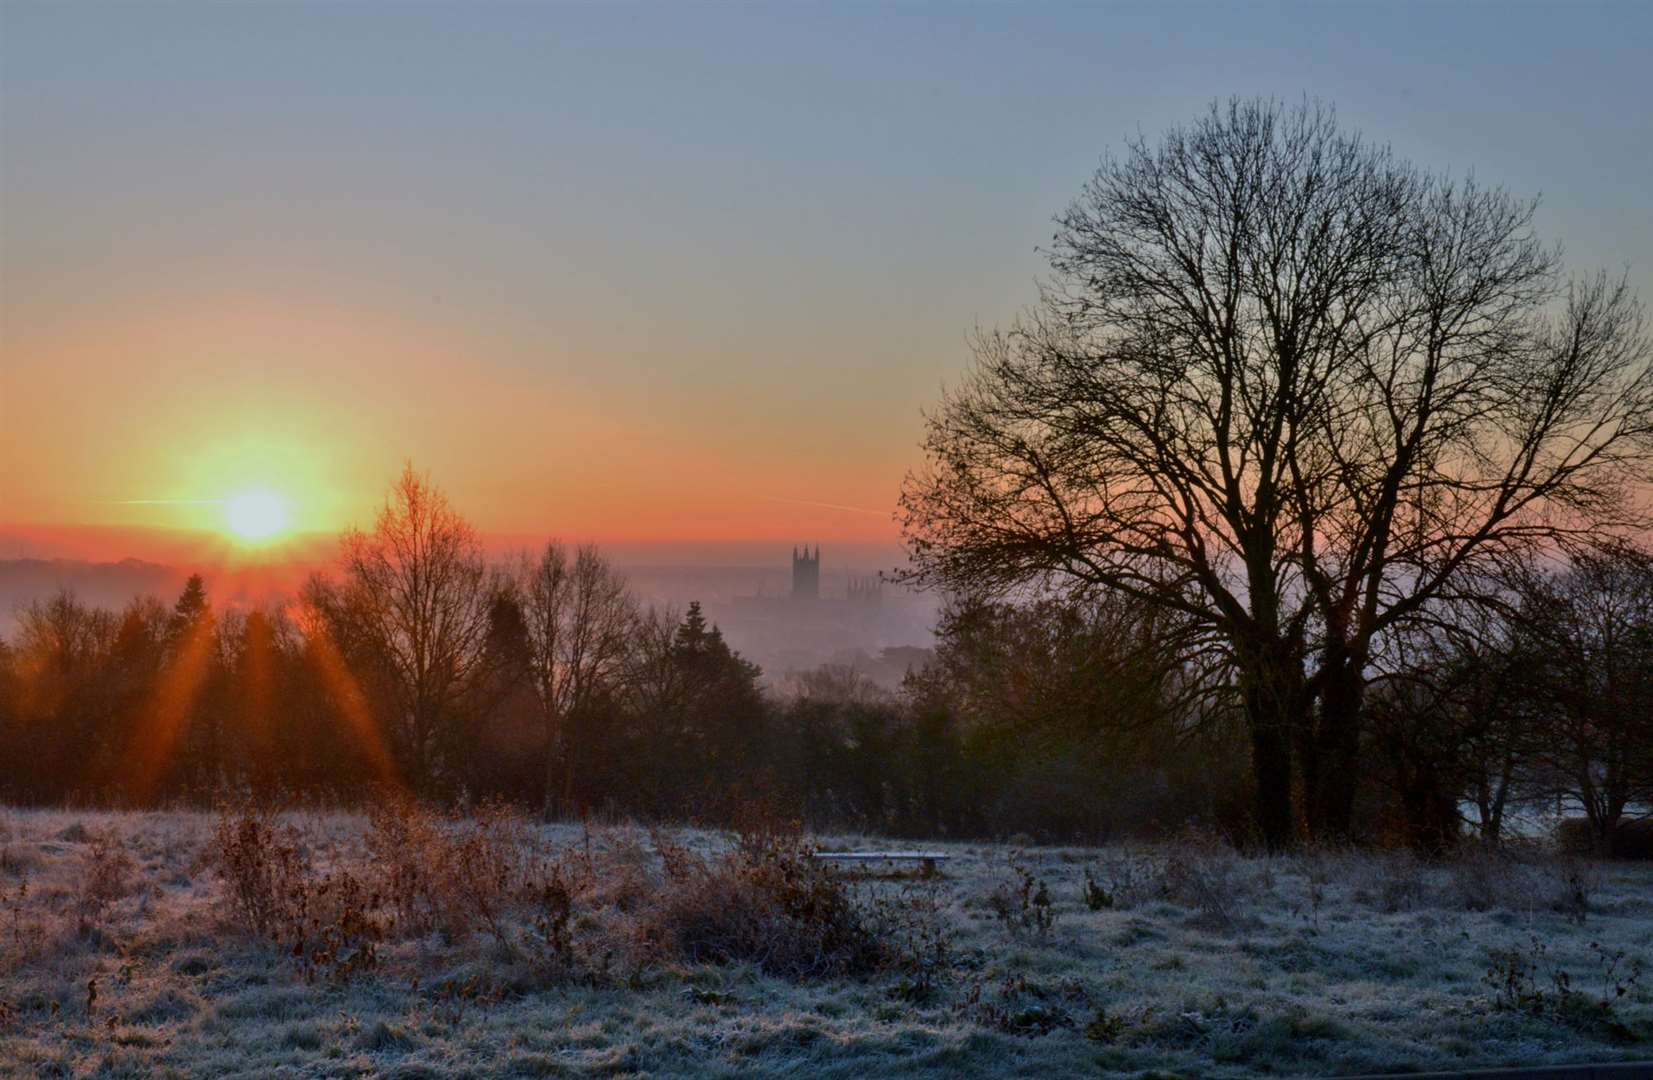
[1,806,1649,1078]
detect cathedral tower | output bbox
[791,545,820,601]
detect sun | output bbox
[223,488,292,543]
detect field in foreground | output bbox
[2,806,1650,1078]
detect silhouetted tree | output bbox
[144,574,225,801]
[6,592,118,802]
[901,97,1653,848]
[308,464,493,795]
[515,542,636,818]
[617,602,766,817]
[1522,547,1653,850]
[463,587,542,802]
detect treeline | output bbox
[0,468,762,821]
[0,466,1213,836]
[0,502,1213,838]
[2,467,1648,851]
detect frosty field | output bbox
[1,806,1650,1078]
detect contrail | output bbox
[761,495,890,518]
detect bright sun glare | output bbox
[223,488,292,543]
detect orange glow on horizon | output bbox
[0,297,908,557]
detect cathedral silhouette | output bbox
[791,545,820,601]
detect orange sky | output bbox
[5,5,1648,569]
[0,293,930,560]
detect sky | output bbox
[2,1,1650,566]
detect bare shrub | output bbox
[868,880,953,999]
[1547,860,1599,925]
[203,805,309,939]
[435,802,527,943]
[987,858,1055,938]
[203,805,385,981]
[364,796,527,943]
[363,796,446,936]
[1,875,44,973]
[1157,847,1242,930]
[524,863,576,975]
[248,799,928,986]
[296,868,387,981]
[1484,934,1645,1040]
[1085,850,1157,910]
[74,831,135,937]
[1452,847,1532,912]
[1450,847,1599,918]
[579,829,652,913]
[1081,867,1113,911]
[957,973,1081,1037]
[1367,851,1427,914]
[0,822,24,878]
[647,824,700,884]
[641,814,882,979]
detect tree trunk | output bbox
[1237,640,1305,852]
[542,715,559,821]
[409,705,430,797]
[1249,720,1295,852]
[1309,655,1365,842]
[1398,758,1459,856]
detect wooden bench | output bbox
[811,851,950,878]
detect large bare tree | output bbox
[900,98,1653,848]
[314,465,493,793]
[516,541,636,818]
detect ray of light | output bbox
[301,622,403,794]
[124,621,216,805]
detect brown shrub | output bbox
[364,796,527,943]
[74,831,135,937]
[363,796,445,937]
[641,817,882,979]
[1368,851,1426,914]
[987,859,1055,938]
[524,863,576,974]
[956,973,1081,1036]
[867,880,953,996]
[1,875,44,973]
[203,806,309,940]
[202,798,913,986]
[1084,849,1158,910]
[578,829,652,913]
[203,805,385,981]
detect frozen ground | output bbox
[1,806,1649,1078]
